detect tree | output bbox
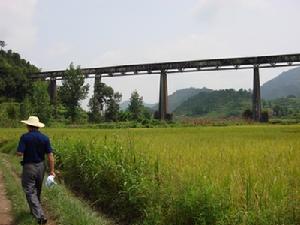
[58,63,89,122]
[128,90,144,120]
[88,95,102,123]
[242,109,253,120]
[272,105,287,117]
[260,110,269,122]
[0,49,37,101]
[105,92,122,121]
[88,82,114,122]
[30,81,52,124]
[20,96,32,119]
[118,110,131,121]
[0,41,6,50]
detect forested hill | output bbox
[174,89,251,117]
[149,87,212,112]
[166,87,212,112]
[0,50,39,101]
[120,100,155,111]
[120,87,212,112]
[261,67,300,100]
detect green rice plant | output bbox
[55,138,159,224]
[1,126,299,225]
[164,183,224,225]
[0,139,18,154]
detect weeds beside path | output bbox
[0,153,115,225]
[0,155,37,225]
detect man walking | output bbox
[17,116,55,224]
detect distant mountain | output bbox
[119,67,300,117]
[167,87,212,112]
[261,67,300,100]
[119,101,130,110]
[119,100,155,111]
[174,89,251,117]
[151,87,212,112]
[120,87,211,112]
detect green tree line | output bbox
[0,49,152,126]
[2,48,300,126]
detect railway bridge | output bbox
[31,53,300,121]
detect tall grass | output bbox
[0,126,299,224]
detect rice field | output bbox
[0,125,299,225]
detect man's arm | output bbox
[45,136,55,176]
[47,153,55,177]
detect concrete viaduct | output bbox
[31,53,300,121]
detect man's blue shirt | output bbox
[17,130,52,164]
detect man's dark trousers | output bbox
[21,161,45,219]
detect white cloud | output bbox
[0,0,38,52]
[2,0,299,104]
[46,42,71,58]
[192,0,269,18]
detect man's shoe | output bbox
[37,217,47,224]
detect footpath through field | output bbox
[0,156,57,225]
[0,170,13,225]
[0,150,115,225]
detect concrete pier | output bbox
[49,77,57,105]
[94,73,102,96]
[252,66,261,121]
[158,71,168,120]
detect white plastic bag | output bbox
[45,175,57,188]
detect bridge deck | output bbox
[31,53,300,79]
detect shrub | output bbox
[242,109,252,120]
[260,110,269,123]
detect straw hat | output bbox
[21,116,45,128]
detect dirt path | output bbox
[1,158,56,225]
[0,170,13,225]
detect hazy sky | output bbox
[1,0,300,104]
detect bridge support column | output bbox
[94,73,102,96]
[49,77,57,117]
[252,66,261,121]
[158,71,168,120]
[49,78,57,105]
